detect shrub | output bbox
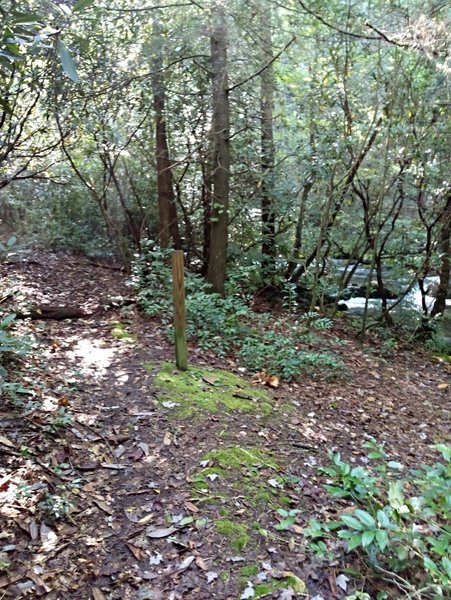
[131,246,344,380]
[303,441,451,598]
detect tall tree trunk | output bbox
[431,190,451,317]
[151,19,182,250]
[260,9,276,282]
[206,3,230,295]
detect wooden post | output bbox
[172,250,188,371]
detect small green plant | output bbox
[39,493,75,518]
[0,235,17,261]
[306,442,451,597]
[50,407,72,428]
[274,508,302,530]
[0,313,29,377]
[131,246,343,380]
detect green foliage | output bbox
[38,493,75,519]
[132,247,344,380]
[0,236,17,260]
[304,442,451,597]
[274,508,302,530]
[0,313,28,379]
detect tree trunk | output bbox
[151,19,182,250]
[260,9,276,282]
[206,3,230,295]
[431,190,451,317]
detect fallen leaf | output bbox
[92,499,114,515]
[206,571,218,583]
[0,435,13,448]
[138,513,154,524]
[268,376,280,388]
[336,573,349,591]
[91,587,107,600]
[163,432,172,446]
[185,501,199,513]
[177,555,195,572]
[126,543,147,560]
[147,527,176,539]
[437,383,449,390]
[240,582,255,599]
[40,523,57,550]
[162,401,179,409]
[100,463,128,470]
[195,556,207,570]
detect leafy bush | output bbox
[303,441,451,598]
[0,313,28,378]
[131,246,344,379]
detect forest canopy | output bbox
[1,0,450,322]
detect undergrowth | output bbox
[301,441,451,599]
[130,245,344,380]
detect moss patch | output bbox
[206,446,278,471]
[146,362,273,418]
[215,520,250,552]
[243,573,307,598]
[111,321,135,342]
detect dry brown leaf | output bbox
[185,501,199,513]
[147,527,176,538]
[138,513,154,524]
[0,435,14,448]
[91,587,107,600]
[92,499,114,515]
[126,543,147,560]
[195,556,207,570]
[437,383,449,390]
[268,375,280,388]
[163,432,172,446]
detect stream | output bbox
[329,260,451,345]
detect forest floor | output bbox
[0,251,450,600]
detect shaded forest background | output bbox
[1,0,450,337]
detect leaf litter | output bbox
[0,251,449,599]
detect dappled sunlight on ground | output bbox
[65,337,119,378]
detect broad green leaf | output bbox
[340,515,364,530]
[57,40,79,82]
[388,480,404,509]
[361,530,375,547]
[355,509,376,529]
[441,556,451,578]
[387,461,404,470]
[347,534,362,551]
[375,529,389,551]
[11,12,43,24]
[73,0,95,12]
[376,510,390,528]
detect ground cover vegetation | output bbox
[0,0,450,598]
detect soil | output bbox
[0,251,450,600]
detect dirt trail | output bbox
[0,252,449,599]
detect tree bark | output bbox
[431,190,451,317]
[151,18,182,250]
[206,3,230,295]
[260,8,276,282]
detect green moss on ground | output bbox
[243,573,307,598]
[146,362,273,417]
[111,321,135,342]
[205,446,279,470]
[215,520,250,552]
